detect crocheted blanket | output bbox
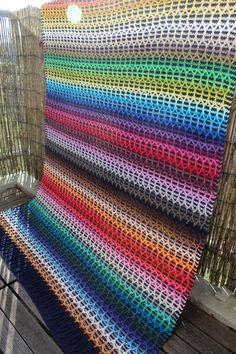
[0,0,236,352]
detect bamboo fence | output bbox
[0,7,44,181]
[0,7,235,291]
[199,98,236,293]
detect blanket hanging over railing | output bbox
[0,0,236,352]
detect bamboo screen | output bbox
[199,98,236,292]
[0,7,44,181]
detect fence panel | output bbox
[0,7,44,181]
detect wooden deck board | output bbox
[0,259,16,284]
[0,278,5,289]
[162,333,199,354]
[183,302,236,353]
[175,318,232,354]
[0,286,63,354]
[0,308,32,354]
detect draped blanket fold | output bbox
[1,1,236,353]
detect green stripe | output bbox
[45,54,236,89]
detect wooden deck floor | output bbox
[0,258,235,354]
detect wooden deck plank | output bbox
[10,281,47,327]
[162,333,199,354]
[0,258,16,284]
[183,302,236,353]
[0,307,32,354]
[0,286,63,354]
[175,318,232,354]
[0,278,5,289]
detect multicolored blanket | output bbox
[1,0,236,352]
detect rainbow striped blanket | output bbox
[1,0,236,352]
